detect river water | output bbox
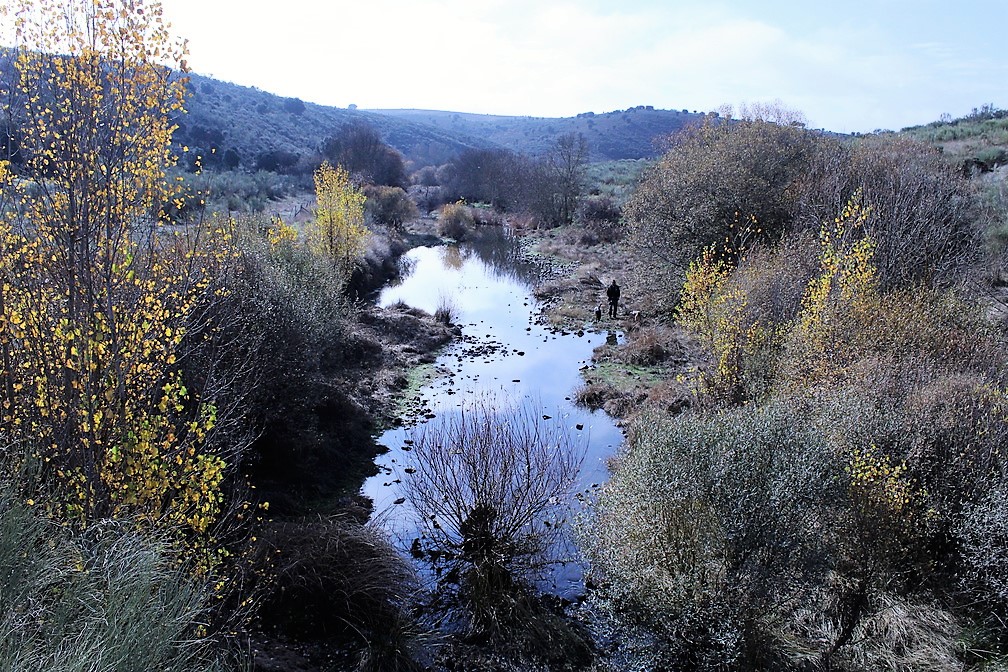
[361,226,622,596]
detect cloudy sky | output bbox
[160,0,1006,133]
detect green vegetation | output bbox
[0,492,231,671]
[902,104,1008,166]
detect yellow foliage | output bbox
[267,216,298,248]
[846,445,926,542]
[306,161,368,278]
[0,0,234,565]
[678,244,773,405]
[784,193,880,388]
[800,193,877,340]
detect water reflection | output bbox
[366,227,622,597]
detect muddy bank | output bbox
[244,228,456,672]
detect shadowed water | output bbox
[362,227,622,596]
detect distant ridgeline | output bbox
[176,75,705,169]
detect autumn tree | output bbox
[306,161,368,281]
[0,0,237,551]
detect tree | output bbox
[441,148,525,211]
[0,0,235,548]
[306,161,368,280]
[550,132,589,226]
[321,123,407,187]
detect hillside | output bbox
[368,106,703,161]
[900,105,1008,172]
[1,49,705,170]
[176,73,498,170]
[175,72,702,169]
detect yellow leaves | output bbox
[846,445,924,534]
[267,217,298,248]
[307,161,369,278]
[677,245,758,405]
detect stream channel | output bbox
[361,226,624,597]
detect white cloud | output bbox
[157,0,1007,132]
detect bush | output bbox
[579,194,622,225]
[576,196,625,245]
[824,135,981,288]
[628,117,982,305]
[975,146,1008,170]
[228,218,367,511]
[434,294,458,325]
[585,401,842,668]
[399,396,589,665]
[363,184,418,229]
[469,204,504,227]
[437,201,474,240]
[250,516,426,669]
[590,190,1008,667]
[626,116,826,297]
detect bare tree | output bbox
[398,395,584,642]
[550,132,589,226]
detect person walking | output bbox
[606,279,621,318]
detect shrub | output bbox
[976,146,1008,170]
[826,134,981,288]
[250,516,426,669]
[400,396,587,664]
[363,184,419,229]
[628,116,982,302]
[626,116,826,295]
[579,194,622,225]
[469,204,504,227]
[437,201,474,240]
[584,401,842,668]
[434,294,458,325]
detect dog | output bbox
[594,303,603,321]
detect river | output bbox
[361,226,623,596]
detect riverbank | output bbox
[506,220,698,423]
[249,215,674,671]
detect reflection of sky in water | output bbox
[365,234,623,596]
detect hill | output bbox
[1,50,705,170]
[367,106,703,161]
[175,73,498,171]
[175,73,703,169]
[900,104,1008,173]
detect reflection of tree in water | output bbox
[439,244,470,271]
[383,253,416,290]
[461,226,547,289]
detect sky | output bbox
[157,0,1007,133]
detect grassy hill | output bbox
[900,105,1008,171]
